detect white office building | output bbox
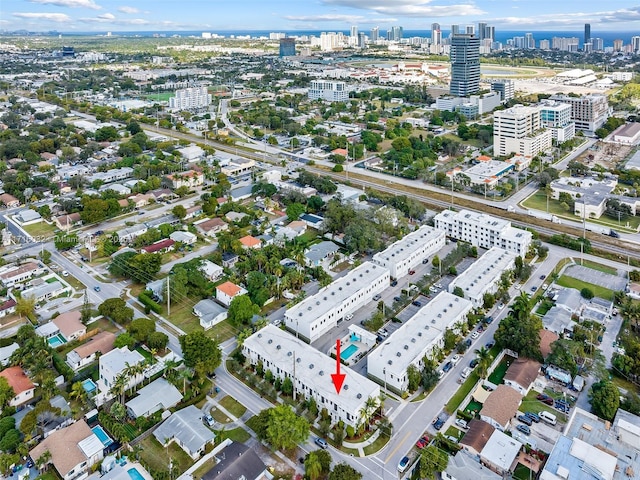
[540,100,575,143]
[372,225,445,279]
[308,80,349,102]
[368,292,473,393]
[169,86,212,110]
[242,325,380,427]
[433,209,532,257]
[549,94,610,136]
[448,247,517,307]
[493,104,552,157]
[284,261,389,342]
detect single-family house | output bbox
[0,366,35,406]
[225,211,248,223]
[221,252,239,269]
[150,188,173,201]
[199,260,223,281]
[125,378,182,419]
[53,310,87,341]
[0,193,19,208]
[170,230,197,245]
[305,241,339,269]
[184,205,203,220]
[0,298,16,318]
[55,212,82,231]
[100,183,131,196]
[459,420,496,457]
[140,238,175,254]
[165,170,204,189]
[20,280,68,303]
[29,420,104,480]
[201,441,268,480]
[216,281,248,307]
[0,343,18,367]
[479,385,522,431]
[129,193,154,209]
[0,262,45,287]
[480,430,523,475]
[194,217,228,237]
[117,225,148,244]
[97,347,146,395]
[14,209,42,225]
[66,331,116,371]
[153,405,215,459]
[239,235,261,250]
[287,220,307,235]
[503,358,541,396]
[443,451,502,480]
[193,299,228,330]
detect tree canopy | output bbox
[179,331,222,377]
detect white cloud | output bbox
[117,6,139,14]
[494,5,640,27]
[13,12,71,22]
[28,0,101,9]
[284,13,398,24]
[320,0,484,17]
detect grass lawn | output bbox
[192,457,216,480]
[144,92,173,102]
[86,317,121,333]
[520,390,568,422]
[445,371,480,414]
[464,400,482,415]
[63,273,86,291]
[166,303,238,342]
[513,463,535,480]
[23,221,57,238]
[210,405,233,424]
[362,432,390,455]
[244,415,261,435]
[555,275,614,301]
[488,356,513,385]
[218,396,247,418]
[444,426,464,440]
[217,426,251,444]
[139,436,193,474]
[536,299,554,316]
[581,260,618,276]
[35,473,62,480]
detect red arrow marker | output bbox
[331,339,346,394]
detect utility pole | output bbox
[293,350,296,401]
[167,275,170,317]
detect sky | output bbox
[4,0,640,33]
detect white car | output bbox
[62,271,69,277]
[451,354,460,365]
[345,313,354,321]
[497,303,505,310]
[471,331,480,340]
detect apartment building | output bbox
[372,225,445,279]
[367,292,473,392]
[0,262,45,287]
[433,209,532,257]
[493,104,552,157]
[308,80,349,102]
[242,325,380,427]
[284,261,389,342]
[549,94,610,136]
[539,100,576,142]
[169,86,211,110]
[447,247,517,307]
[87,167,134,185]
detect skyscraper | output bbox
[370,27,379,42]
[279,37,296,57]
[450,34,480,97]
[584,23,591,47]
[478,22,487,40]
[451,24,460,37]
[358,32,366,48]
[632,36,640,54]
[431,23,441,48]
[350,25,358,38]
[525,33,535,49]
[465,25,474,35]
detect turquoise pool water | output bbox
[127,467,145,480]
[341,344,359,361]
[92,425,113,447]
[82,378,97,393]
[48,334,66,348]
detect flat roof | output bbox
[449,247,516,300]
[125,378,182,417]
[435,209,511,232]
[372,225,444,266]
[285,261,388,328]
[464,160,514,182]
[243,325,380,415]
[481,429,522,472]
[369,292,473,379]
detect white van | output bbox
[539,411,557,426]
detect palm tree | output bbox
[178,368,192,395]
[70,381,88,406]
[15,296,36,320]
[510,292,532,322]
[110,373,128,404]
[474,347,492,379]
[305,454,323,480]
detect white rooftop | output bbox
[481,429,522,472]
[285,261,388,328]
[449,247,517,300]
[100,346,145,375]
[370,292,473,379]
[243,325,380,415]
[435,209,511,232]
[373,225,444,266]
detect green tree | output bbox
[452,286,465,298]
[98,298,134,325]
[580,288,594,299]
[15,296,36,320]
[147,331,169,350]
[54,232,78,251]
[285,202,306,221]
[172,205,187,219]
[39,249,51,264]
[589,381,620,421]
[305,450,332,480]
[264,404,310,451]
[0,378,14,411]
[418,445,449,479]
[329,463,362,480]
[128,317,156,343]
[227,295,260,327]
[114,332,136,349]
[80,290,92,325]
[474,347,492,379]
[179,331,222,376]
[407,364,421,392]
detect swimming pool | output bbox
[127,467,145,480]
[82,378,97,393]
[340,344,359,361]
[92,425,113,447]
[48,334,66,348]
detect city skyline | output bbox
[5,0,640,33]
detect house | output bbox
[479,385,522,431]
[480,429,523,475]
[0,298,16,318]
[443,451,502,480]
[542,306,575,335]
[539,329,559,359]
[0,343,18,367]
[165,170,204,189]
[35,321,60,339]
[201,441,268,480]
[149,188,173,201]
[97,347,146,395]
[554,288,583,315]
[0,193,19,208]
[239,235,261,249]
[29,420,104,480]
[129,193,154,208]
[14,209,42,225]
[503,358,541,396]
[20,280,68,303]
[117,224,148,244]
[221,252,239,268]
[144,214,180,229]
[459,420,496,457]
[0,261,44,287]
[300,213,324,229]
[194,217,228,237]
[0,366,35,406]
[153,405,215,459]
[100,183,131,196]
[125,378,182,419]
[146,279,165,302]
[140,238,175,254]
[199,260,223,281]
[225,211,248,223]
[66,331,116,371]
[286,220,307,235]
[53,310,87,341]
[305,241,339,269]
[193,299,228,330]
[117,198,131,209]
[170,230,197,245]
[54,212,82,231]
[216,281,248,307]
[184,205,203,220]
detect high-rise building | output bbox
[632,36,640,54]
[525,33,535,49]
[549,94,610,136]
[539,39,550,50]
[614,39,624,51]
[584,23,591,47]
[552,37,579,52]
[450,34,480,97]
[358,32,366,49]
[465,25,475,35]
[169,87,211,110]
[391,26,403,41]
[370,27,379,42]
[485,26,495,41]
[431,23,442,48]
[491,80,515,102]
[493,104,553,157]
[591,37,603,51]
[478,22,487,40]
[350,25,358,38]
[451,24,460,36]
[539,100,575,142]
[279,37,296,57]
[308,80,349,102]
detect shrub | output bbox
[139,291,162,314]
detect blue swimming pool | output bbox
[82,378,97,393]
[127,467,145,480]
[48,334,66,348]
[340,344,359,361]
[92,425,113,447]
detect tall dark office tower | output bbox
[279,38,296,57]
[451,24,460,36]
[584,24,591,46]
[478,22,487,40]
[450,34,480,97]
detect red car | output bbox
[416,435,429,449]
[409,270,416,275]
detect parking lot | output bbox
[564,264,627,291]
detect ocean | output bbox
[50,29,639,48]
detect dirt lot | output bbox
[577,141,632,170]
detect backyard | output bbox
[167,302,237,342]
[138,436,193,475]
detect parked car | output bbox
[485,341,495,349]
[373,294,381,301]
[398,456,410,473]
[485,316,494,324]
[455,419,468,429]
[394,296,402,302]
[531,286,538,292]
[451,355,460,365]
[497,303,505,309]
[409,270,416,275]
[525,412,541,423]
[471,331,480,340]
[516,424,531,435]
[390,280,398,287]
[315,437,328,449]
[442,361,453,373]
[412,300,422,307]
[62,271,69,277]
[464,339,472,347]
[445,435,459,444]
[422,258,429,264]
[203,414,215,427]
[469,359,478,368]
[517,415,533,426]
[344,313,354,321]
[537,395,554,406]
[433,418,445,430]
[438,370,445,379]
[416,436,429,449]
